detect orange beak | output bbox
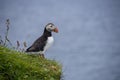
[53,27,58,33]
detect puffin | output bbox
[26,23,58,58]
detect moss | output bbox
[0,46,62,80]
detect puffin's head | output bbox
[45,23,58,33]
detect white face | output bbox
[46,23,56,32]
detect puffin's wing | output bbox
[26,36,47,52]
[26,45,40,52]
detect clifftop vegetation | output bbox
[0,46,62,80]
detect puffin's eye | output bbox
[50,25,52,27]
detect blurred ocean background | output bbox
[0,0,120,80]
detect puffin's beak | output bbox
[53,27,58,33]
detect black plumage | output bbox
[26,28,51,52]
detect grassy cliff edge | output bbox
[0,46,62,80]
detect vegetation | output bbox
[0,46,62,80]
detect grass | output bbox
[0,46,62,80]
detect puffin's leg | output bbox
[41,54,45,58]
[39,53,45,58]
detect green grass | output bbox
[0,46,62,80]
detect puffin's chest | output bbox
[43,36,54,52]
[47,36,54,45]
